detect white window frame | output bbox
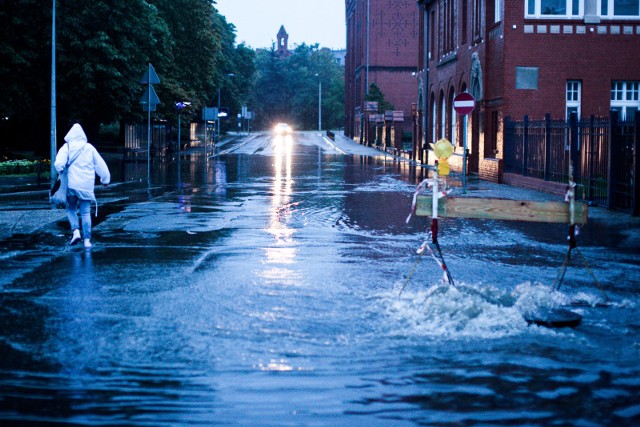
[598,0,640,18]
[495,0,502,23]
[566,80,582,119]
[440,95,446,139]
[525,0,584,18]
[450,92,457,146]
[432,97,437,142]
[611,81,640,120]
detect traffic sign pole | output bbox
[147,68,151,185]
[463,115,468,194]
[454,92,476,194]
[139,63,161,191]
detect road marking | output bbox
[323,137,346,154]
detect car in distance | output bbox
[273,122,292,134]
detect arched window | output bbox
[440,92,446,139]
[431,95,437,143]
[449,88,456,146]
[458,83,468,147]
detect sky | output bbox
[215,0,346,50]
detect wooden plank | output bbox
[415,196,588,224]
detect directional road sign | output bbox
[140,63,161,85]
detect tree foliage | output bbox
[0,0,253,152]
[0,1,342,155]
[248,43,344,131]
[366,83,395,113]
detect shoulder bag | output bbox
[50,145,86,207]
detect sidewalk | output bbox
[0,175,50,194]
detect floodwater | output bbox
[1,132,639,426]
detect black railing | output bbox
[505,112,639,215]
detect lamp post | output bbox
[217,73,235,146]
[175,102,191,156]
[50,0,56,186]
[315,73,322,131]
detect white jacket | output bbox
[54,124,111,205]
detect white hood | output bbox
[64,123,88,146]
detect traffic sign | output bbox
[140,63,161,85]
[454,92,475,115]
[140,85,161,106]
[202,107,217,121]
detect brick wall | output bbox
[345,0,420,138]
[504,5,640,119]
[479,158,503,183]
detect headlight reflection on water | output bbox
[264,133,297,272]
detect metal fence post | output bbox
[544,113,551,181]
[633,113,640,215]
[607,111,618,210]
[503,115,511,172]
[523,115,529,176]
[569,112,580,183]
[587,115,595,201]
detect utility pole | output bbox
[318,78,322,131]
[50,0,56,186]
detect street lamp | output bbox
[175,101,191,156]
[315,73,322,131]
[50,0,56,186]
[217,73,235,145]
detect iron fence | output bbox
[124,122,170,154]
[505,112,639,215]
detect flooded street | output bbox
[1,131,639,426]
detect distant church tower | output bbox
[276,25,291,58]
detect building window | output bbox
[473,0,482,41]
[439,0,456,56]
[493,0,502,23]
[449,90,457,146]
[600,0,640,17]
[458,84,467,147]
[430,11,435,60]
[611,81,639,120]
[516,67,539,89]
[488,110,499,156]
[440,93,446,139]
[462,0,468,44]
[566,80,581,119]
[525,0,583,17]
[432,96,437,142]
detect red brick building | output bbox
[345,0,420,146]
[276,25,292,58]
[417,0,640,182]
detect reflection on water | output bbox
[265,134,297,268]
[45,251,99,378]
[2,133,639,426]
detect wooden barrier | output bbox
[415,196,588,225]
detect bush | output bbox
[98,122,120,142]
[0,159,46,176]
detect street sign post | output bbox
[139,63,160,187]
[453,92,475,194]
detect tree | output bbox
[0,0,249,152]
[248,43,344,131]
[55,0,174,137]
[0,0,55,154]
[366,83,395,113]
[153,0,221,124]
[0,1,342,153]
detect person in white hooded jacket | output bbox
[54,123,110,248]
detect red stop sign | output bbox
[454,92,475,115]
